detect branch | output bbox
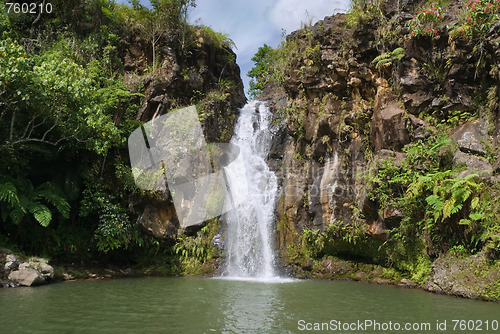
[0,129,81,150]
[9,111,15,141]
[40,111,61,142]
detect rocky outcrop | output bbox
[138,203,178,239]
[125,26,246,239]
[370,79,410,152]
[262,0,500,299]
[452,120,489,156]
[424,252,500,300]
[453,151,492,177]
[124,27,246,134]
[1,250,54,287]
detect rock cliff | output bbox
[125,26,247,239]
[261,0,500,299]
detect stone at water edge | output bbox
[4,256,55,287]
[19,260,54,280]
[4,254,20,272]
[8,268,46,287]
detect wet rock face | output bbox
[370,102,410,152]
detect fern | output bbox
[442,197,456,219]
[0,182,19,206]
[471,197,479,210]
[31,204,52,227]
[372,47,405,68]
[37,182,70,219]
[411,171,484,228]
[0,176,70,227]
[391,47,404,58]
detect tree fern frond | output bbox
[450,203,462,214]
[372,53,390,64]
[375,58,393,68]
[31,204,52,227]
[10,207,24,225]
[0,182,19,207]
[462,189,472,202]
[391,47,404,55]
[459,219,471,225]
[443,197,456,219]
[37,182,70,219]
[471,196,479,210]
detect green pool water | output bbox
[1,277,499,333]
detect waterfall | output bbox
[221,101,280,281]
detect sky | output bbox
[118,0,351,95]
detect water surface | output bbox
[1,277,499,333]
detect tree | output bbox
[247,44,275,98]
[130,0,196,70]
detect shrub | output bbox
[450,0,500,40]
[407,6,444,37]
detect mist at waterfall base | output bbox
[219,101,291,283]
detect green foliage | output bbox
[174,220,218,266]
[0,176,70,227]
[407,171,482,225]
[247,27,321,96]
[247,44,275,98]
[366,130,498,259]
[0,38,126,156]
[368,135,452,210]
[372,47,404,69]
[79,188,136,253]
[128,0,196,67]
[0,3,9,35]
[300,227,326,259]
[345,0,380,29]
[198,25,235,49]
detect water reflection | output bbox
[1,277,500,334]
[216,280,286,334]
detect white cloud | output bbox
[268,0,349,33]
[189,0,350,95]
[190,0,280,92]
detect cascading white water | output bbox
[222,101,279,280]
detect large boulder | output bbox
[454,151,492,177]
[19,259,54,280]
[8,268,46,287]
[451,120,489,156]
[4,256,54,287]
[4,253,20,272]
[138,204,179,239]
[424,252,500,300]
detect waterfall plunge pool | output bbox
[3,102,498,333]
[1,277,499,333]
